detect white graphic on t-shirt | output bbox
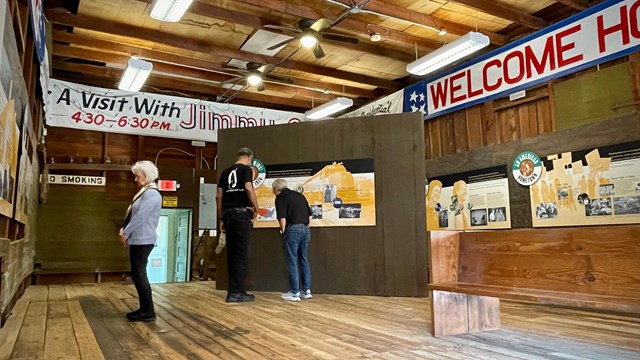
[228,169,238,189]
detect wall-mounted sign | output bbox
[403,0,640,119]
[44,79,304,142]
[253,159,376,228]
[162,196,178,207]
[48,175,105,186]
[251,159,266,188]
[341,90,404,118]
[426,166,511,231]
[512,151,542,186]
[530,140,640,227]
[158,180,178,191]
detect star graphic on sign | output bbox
[405,82,428,113]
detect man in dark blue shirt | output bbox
[273,178,313,301]
[217,147,259,302]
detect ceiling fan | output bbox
[217,61,294,103]
[265,18,359,59]
[221,61,293,91]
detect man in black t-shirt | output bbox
[273,178,313,302]
[217,147,260,302]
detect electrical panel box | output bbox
[199,182,217,230]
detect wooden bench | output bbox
[32,267,129,284]
[427,226,640,337]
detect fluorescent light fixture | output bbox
[305,97,353,120]
[118,58,153,92]
[300,33,318,48]
[406,31,489,76]
[149,0,194,22]
[247,73,263,86]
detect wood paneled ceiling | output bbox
[46,0,600,113]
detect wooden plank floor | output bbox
[1,282,639,360]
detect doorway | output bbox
[147,209,192,284]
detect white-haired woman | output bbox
[119,160,161,322]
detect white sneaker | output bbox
[281,291,301,301]
[302,290,313,299]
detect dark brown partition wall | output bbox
[216,113,427,297]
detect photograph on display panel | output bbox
[0,2,27,218]
[530,140,640,227]
[425,165,511,231]
[254,159,375,228]
[15,103,36,224]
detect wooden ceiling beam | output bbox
[447,0,548,30]
[52,44,368,108]
[230,0,444,50]
[52,31,382,99]
[52,62,314,111]
[45,7,403,90]
[52,44,336,102]
[329,0,506,45]
[553,0,590,11]
[138,0,416,62]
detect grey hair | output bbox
[237,147,253,158]
[272,178,288,192]
[131,160,159,183]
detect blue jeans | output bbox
[283,224,311,294]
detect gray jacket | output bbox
[124,189,162,245]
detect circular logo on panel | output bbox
[251,159,266,188]
[512,151,542,186]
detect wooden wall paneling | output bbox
[630,53,640,107]
[441,115,456,156]
[12,2,26,56]
[383,115,417,295]
[427,119,442,159]
[517,102,539,139]
[341,117,376,295]
[536,97,554,134]
[0,218,9,238]
[482,101,499,147]
[102,133,138,165]
[371,117,388,295]
[412,117,428,296]
[425,113,640,228]
[545,82,557,132]
[137,136,144,162]
[36,191,129,272]
[142,136,194,169]
[22,37,34,92]
[311,120,352,295]
[424,118,431,159]
[46,128,104,164]
[453,110,468,153]
[465,105,484,150]
[498,107,518,143]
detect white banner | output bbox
[44,79,305,142]
[340,90,404,118]
[427,0,640,116]
[48,174,106,186]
